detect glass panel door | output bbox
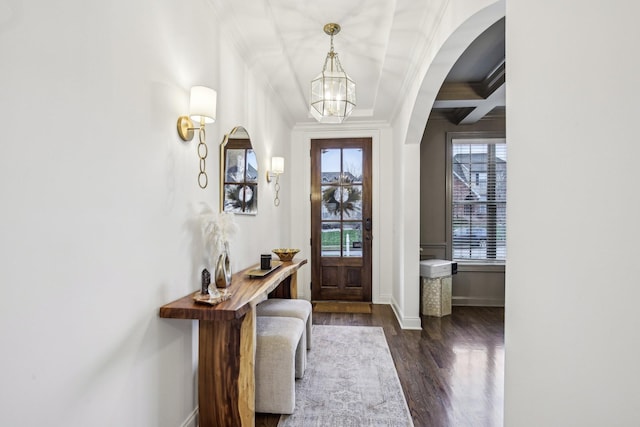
[311,138,372,302]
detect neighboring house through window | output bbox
[448,134,506,263]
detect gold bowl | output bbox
[272,248,300,262]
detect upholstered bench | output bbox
[256,298,312,349]
[255,316,305,415]
[256,298,312,378]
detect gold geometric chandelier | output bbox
[310,23,356,124]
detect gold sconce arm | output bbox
[266,156,284,206]
[176,86,217,188]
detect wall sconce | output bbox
[266,156,284,206]
[176,86,217,189]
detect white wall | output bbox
[505,2,640,426]
[0,1,291,426]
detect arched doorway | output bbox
[393,0,506,328]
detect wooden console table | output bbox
[159,258,307,427]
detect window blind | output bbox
[451,139,506,262]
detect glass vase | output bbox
[215,241,232,288]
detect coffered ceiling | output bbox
[433,18,505,124]
[208,0,505,126]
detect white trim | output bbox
[375,293,392,304]
[453,296,504,307]
[293,120,391,132]
[390,299,423,330]
[179,407,198,427]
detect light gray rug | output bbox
[278,325,414,427]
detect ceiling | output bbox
[208,0,505,126]
[433,17,505,124]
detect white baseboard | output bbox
[390,299,422,330]
[452,296,505,307]
[180,407,198,427]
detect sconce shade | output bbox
[189,86,217,124]
[271,157,285,174]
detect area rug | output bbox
[278,325,414,427]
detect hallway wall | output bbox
[0,1,292,425]
[505,1,640,425]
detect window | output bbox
[450,137,506,262]
[319,147,364,258]
[222,139,258,214]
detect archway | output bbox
[395,0,506,328]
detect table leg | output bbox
[198,310,256,427]
[290,271,298,299]
[239,308,256,424]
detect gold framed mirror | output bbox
[219,126,258,214]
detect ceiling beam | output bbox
[458,83,505,124]
[478,60,505,98]
[433,82,484,108]
[433,60,506,124]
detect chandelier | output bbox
[310,23,356,123]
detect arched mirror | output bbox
[220,126,258,214]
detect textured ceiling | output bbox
[209,0,505,125]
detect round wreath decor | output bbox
[225,184,257,212]
[322,186,361,217]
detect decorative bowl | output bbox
[272,248,300,262]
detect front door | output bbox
[311,138,372,302]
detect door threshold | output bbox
[312,301,373,314]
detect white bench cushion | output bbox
[255,316,305,414]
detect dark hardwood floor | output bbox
[256,304,504,427]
